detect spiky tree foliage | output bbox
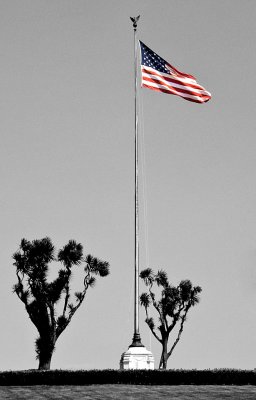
[140,268,201,369]
[12,237,109,370]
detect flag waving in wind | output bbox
[139,41,211,104]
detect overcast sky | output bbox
[1,0,256,370]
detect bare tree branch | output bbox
[167,305,191,360]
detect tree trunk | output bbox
[159,337,168,369]
[36,334,56,370]
[38,346,54,370]
[38,352,53,370]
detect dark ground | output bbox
[0,385,256,400]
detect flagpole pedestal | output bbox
[120,338,154,370]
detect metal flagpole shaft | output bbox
[119,16,153,370]
[120,17,153,370]
[130,15,142,347]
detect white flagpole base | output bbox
[120,346,154,370]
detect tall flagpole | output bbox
[119,16,154,369]
[130,15,143,347]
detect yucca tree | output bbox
[140,268,202,369]
[12,237,109,370]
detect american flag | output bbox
[139,41,211,104]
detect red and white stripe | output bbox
[141,65,211,104]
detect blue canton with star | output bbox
[140,41,171,75]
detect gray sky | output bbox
[1,0,256,370]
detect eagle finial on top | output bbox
[130,15,140,29]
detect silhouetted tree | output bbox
[12,237,109,370]
[140,268,201,369]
